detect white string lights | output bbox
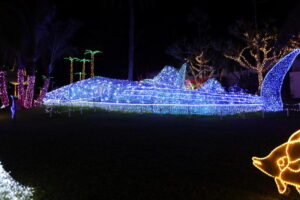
[0,162,33,200]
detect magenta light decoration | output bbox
[17,69,25,104]
[34,78,50,107]
[0,71,9,107]
[23,76,35,108]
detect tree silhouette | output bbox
[224,20,298,94]
[104,0,155,80]
[34,20,79,107]
[167,43,216,81]
[166,11,221,83]
[10,0,55,108]
[84,50,102,78]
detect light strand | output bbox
[0,71,9,107]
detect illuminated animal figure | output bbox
[44,49,300,115]
[252,130,300,194]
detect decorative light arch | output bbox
[261,48,300,111]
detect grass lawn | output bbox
[0,107,300,200]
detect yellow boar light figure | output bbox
[252,130,300,195]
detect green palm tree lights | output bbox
[64,57,77,83]
[74,72,83,81]
[76,58,91,80]
[84,49,103,78]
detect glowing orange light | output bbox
[252,130,300,195]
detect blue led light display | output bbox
[261,48,300,111]
[44,49,300,115]
[197,78,226,93]
[44,63,262,115]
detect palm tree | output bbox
[84,50,102,78]
[76,58,90,80]
[74,72,83,81]
[64,57,77,83]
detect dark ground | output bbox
[0,108,300,200]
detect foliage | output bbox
[84,50,103,55]
[42,20,80,76]
[224,20,300,93]
[166,11,224,83]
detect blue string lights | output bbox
[44,49,300,115]
[261,49,300,111]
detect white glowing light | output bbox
[0,162,33,200]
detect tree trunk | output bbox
[91,54,95,78]
[257,71,264,94]
[252,0,258,29]
[70,60,74,83]
[128,0,135,81]
[0,71,9,107]
[82,62,86,80]
[17,68,25,105]
[23,75,35,108]
[34,78,50,107]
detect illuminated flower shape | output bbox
[0,162,33,200]
[252,130,300,195]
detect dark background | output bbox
[4,0,300,84]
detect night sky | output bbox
[4,0,300,84]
